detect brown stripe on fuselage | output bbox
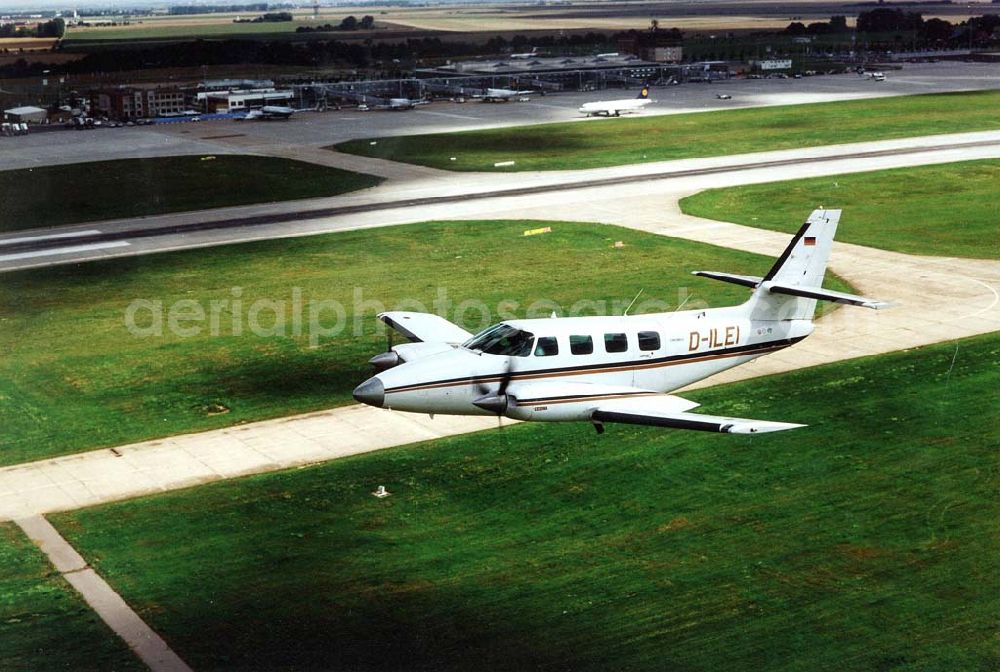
[519,391,658,406]
[385,337,801,395]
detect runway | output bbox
[3,129,999,271]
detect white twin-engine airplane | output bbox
[354,210,888,434]
[579,86,654,117]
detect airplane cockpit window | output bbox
[463,324,535,357]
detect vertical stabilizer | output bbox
[749,209,840,321]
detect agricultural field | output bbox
[65,18,312,42]
[680,160,1000,260]
[0,37,58,51]
[58,4,799,42]
[335,90,1000,172]
[0,155,382,233]
[0,523,143,670]
[2,220,838,466]
[51,332,1000,671]
[63,7,398,43]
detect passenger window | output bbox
[638,331,660,351]
[604,333,628,353]
[570,335,593,355]
[534,336,559,357]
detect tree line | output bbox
[0,17,64,39]
[234,12,292,24]
[785,9,1000,43]
[295,15,375,33]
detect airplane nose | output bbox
[353,377,385,408]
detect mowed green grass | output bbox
[335,90,1000,171]
[52,333,1000,671]
[3,220,842,466]
[680,159,1000,260]
[0,155,382,233]
[0,523,143,670]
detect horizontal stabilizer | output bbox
[692,271,763,289]
[764,282,890,310]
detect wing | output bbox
[378,311,473,344]
[592,394,805,434]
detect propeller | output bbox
[369,324,401,371]
[472,357,517,422]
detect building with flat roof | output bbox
[618,31,684,63]
[3,105,47,123]
[196,88,292,113]
[421,53,659,78]
[90,87,188,120]
[416,53,670,92]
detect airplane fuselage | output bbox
[579,98,652,117]
[353,209,884,435]
[365,308,813,422]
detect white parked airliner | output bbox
[579,87,654,117]
[474,88,534,102]
[354,210,888,434]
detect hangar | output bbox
[3,105,47,124]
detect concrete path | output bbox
[0,409,499,521]
[14,515,193,672]
[190,132,449,182]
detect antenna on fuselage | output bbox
[623,289,644,316]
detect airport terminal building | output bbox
[90,87,188,120]
[416,53,670,91]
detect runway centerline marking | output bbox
[0,241,129,262]
[0,229,102,246]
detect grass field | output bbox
[0,523,143,670]
[680,159,1000,260]
[65,20,307,42]
[335,90,1000,172]
[51,332,1000,671]
[0,155,382,233]
[2,220,845,466]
